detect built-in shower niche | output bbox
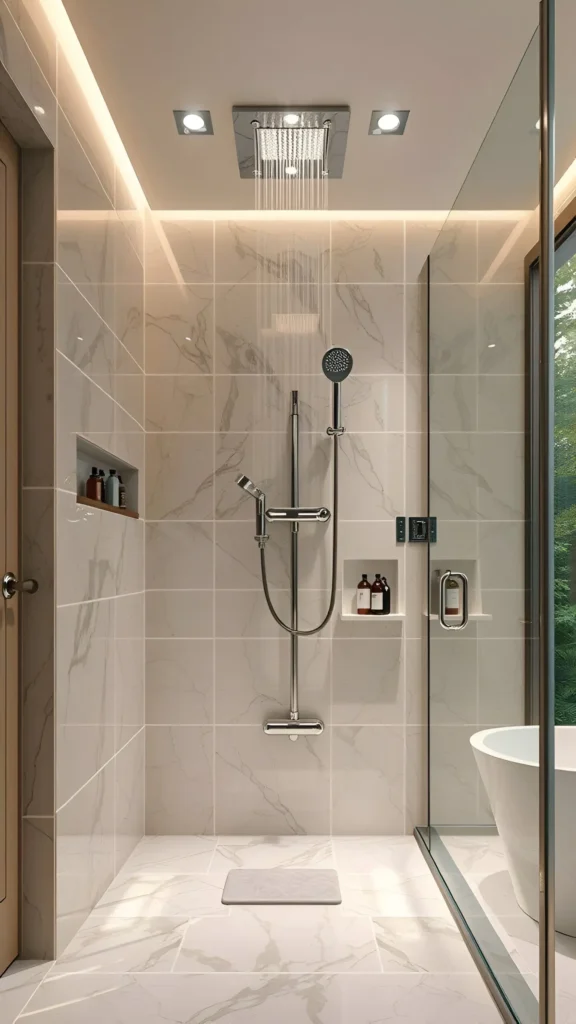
[341,559,403,620]
[429,559,491,621]
[76,436,139,518]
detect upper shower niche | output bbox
[232,106,351,179]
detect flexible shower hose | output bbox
[259,434,339,636]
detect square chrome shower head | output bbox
[232,106,350,179]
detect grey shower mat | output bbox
[222,868,342,905]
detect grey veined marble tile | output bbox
[210,835,334,872]
[373,916,476,973]
[20,972,504,1023]
[173,905,381,973]
[91,872,227,919]
[52,916,188,975]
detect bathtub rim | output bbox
[471,724,575,773]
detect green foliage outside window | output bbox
[554,253,576,723]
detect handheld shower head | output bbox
[322,347,353,434]
[236,474,265,500]
[235,474,268,544]
[322,347,353,383]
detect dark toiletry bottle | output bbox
[99,469,106,499]
[370,573,385,615]
[105,469,120,507]
[381,576,391,615]
[118,475,126,509]
[86,467,102,501]
[356,573,371,614]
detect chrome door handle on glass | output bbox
[2,572,39,600]
[439,570,469,630]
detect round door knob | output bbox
[2,572,39,600]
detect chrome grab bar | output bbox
[438,570,469,631]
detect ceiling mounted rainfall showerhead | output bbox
[322,347,353,383]
[232,106,350,179]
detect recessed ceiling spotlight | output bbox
[283,113,300,126]
[378,113,400,131]
[285,166,298,176]
[33,105,45,116]
[369,109,410,136]
[183,113,205,131]
[174,110,214,136]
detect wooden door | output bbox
[0,120,20,974]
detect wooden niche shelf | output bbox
[76,495,139,519]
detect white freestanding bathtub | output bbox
[471,726,576,937]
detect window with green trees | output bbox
[554,248,576,723]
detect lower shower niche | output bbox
[341,558,403,620]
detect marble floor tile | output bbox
[333,835,428,875]
[0,960,50,1024]
[441,834,506,879]
[20,971,503,1023]
[173,905,381,974]
[340,873,451,919]
[210,835,335,872]
[90,873,228,918]
[118,835,216,875]
[51,917,188,975]
[374,917,476,973]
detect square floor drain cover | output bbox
[222,868,342,905]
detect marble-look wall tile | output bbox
[332,283,404,373]
[146,726,214,834]
[215,726,330,834]
[429,284,477,374]
[115,729,145,873]
[145,433,213,520]
[56,760,115,954]
[56,352,115,492]
[215,282,329,376]
[430,221,477,284]
[146,374,213,431]
[145,215,214,283]
[22,816,55,959]
[332,726,405,835]
[215,431,330,521]
[215,219,329,284]
[146,521,213,590]
[478,374,524,432]
[331,221,404,283]
[57,49,115,204]
[478,285,524,374]
[145,284,213,373]
[332,639,404,724]
[406,726,427,831]
[339,433,404,520]
[57,491,144,605]
[146,590,214,638]
[429,375,477,432]
[146,639,214,724]
[429,725,481,825]
[215,637,330,725]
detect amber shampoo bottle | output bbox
[356,573,371,614]
[370,573,385,615]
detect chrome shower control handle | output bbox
[2,572,39,600]
[439,570,469,630]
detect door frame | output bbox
[0,118,20,973]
